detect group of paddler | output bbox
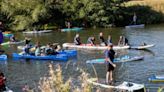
[73,32,129,84]
[74,32,129,46]
[21,40,61,56]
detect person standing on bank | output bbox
[105,44,116,84]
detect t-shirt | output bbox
[99,36,105,43]
[105,49,115,62]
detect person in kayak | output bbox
[107,35,112,45]
[87,37,95,46]
[25,37,31,46]
[0,50,5,55]
[74,34,81,45]
[35,43,42,56]
[10,35,17,42]
[45,43,53,55]
[105,44,116,85]
[0,71,6,91]
[99,32,107,46]
[22,44,31,55]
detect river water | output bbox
[0,24,164,92]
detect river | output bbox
[0,24,164,92]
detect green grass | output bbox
[125,0,164,14]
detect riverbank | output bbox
[124,0,164,25]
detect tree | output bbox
[60,0,108,27]
[1,0,58,31]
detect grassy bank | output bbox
[123,0,164,25]
[126,0,164,14]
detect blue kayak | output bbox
[61,27,83,32]
[17,46,77,57]
[12,53,68,61]
[3,33,14,38]
[0,54,7,61]
[86,56,144,64]
[148,74,164,82]
[58,50,77,57]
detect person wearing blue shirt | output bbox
[105,44,116,85]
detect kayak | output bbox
[62,43,130,50]
[58,50,77,57]
[130,44,155,50]
[87,78,146,92]
[86,56,144,64]
[3,33,13,38]
[1,40,25,46]
[12,53,68,61]
[0,54,7,61]
[17,46,77,57]
[23,30,52,34]
[148,74,164,82]
[125,24,145,29]
[61,27,83,32]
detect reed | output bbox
[25,64,94,92]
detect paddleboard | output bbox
[125,24,145,29]
[87,78,146,92]
[62,43,130,50]
[86,56,144,64]
[148,74,164,82]
[23,30,52,34]
[130,44,155,50]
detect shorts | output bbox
[107,63,114,72]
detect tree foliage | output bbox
[1,0,58,31]
[0,0,128,31]
[61,0,108,26]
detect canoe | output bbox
[130,44,155,50]
[12,53,68,61]
[0,54,7,61]
[17,46,77,57]
[87,78,146,92]
[62,43,130,50]
[3,33,13,38]
[58,50,77,57]
[1,40,25,46]
[61,27,83,32]
[23,30,52,34]
[86,56,144,64]
[148,74,164,82]
[125,24,145,29]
